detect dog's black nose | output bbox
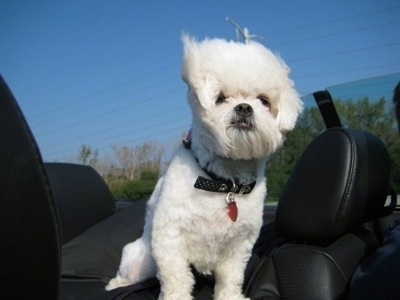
[234,103,253,117]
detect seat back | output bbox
[0,75,61,298]
[45,162,116,244]
[246,127,390,299]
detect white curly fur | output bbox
[106,35,303,299]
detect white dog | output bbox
[106,35,303,299]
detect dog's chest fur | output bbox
[150,146,266,275]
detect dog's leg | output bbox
[105,236,156,290]
[152,231,194,300]
[105,183,162,291]
[213,252,251,300]
[155,255,194,300]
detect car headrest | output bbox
[45,162,116,244]
[275,127,390,244]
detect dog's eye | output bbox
[258,96,270,108]
[216,92,227,104]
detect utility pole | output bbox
[225,17,262,44]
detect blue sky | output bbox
[1,0,399,162]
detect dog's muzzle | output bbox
[230,103,254,130]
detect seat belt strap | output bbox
[313,90,342,128]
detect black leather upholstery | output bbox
[0,75,153,299]
[45,162,116,244]
[0,75,61,298]
[247,127,390,300]
[276,128,390,244]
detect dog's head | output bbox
[181,35,303,160]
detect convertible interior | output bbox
[0,74,398,299]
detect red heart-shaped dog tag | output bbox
[227,201,238,222]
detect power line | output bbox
[288,42,400,63]
[259,6,400,37]
[297,63,400,80]
[41,105,188,148]
[32,76,178,127]
[35,86,184,136]
[30,61,179,120]
[272,20,400,48]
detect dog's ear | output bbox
[268,56,303,133]
[181,34,197,86]
[181,34,217,110]
[181,34,208,90]
[276,86,303,133]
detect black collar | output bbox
[194,175,256,195]
[183,137,256,195]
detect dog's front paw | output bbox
[158,291,194,300]
[105,275,131,291]
[215,294,249,300]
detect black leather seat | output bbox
[246,127,391,299]
[0,75,61,298]
[0,75,153,299]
